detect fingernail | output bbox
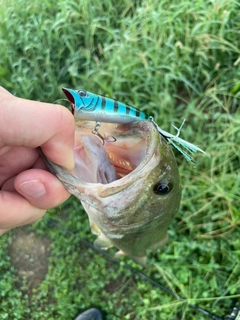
[18,180,46,198]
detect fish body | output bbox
[42,119,181,264]
[62,88,205,162]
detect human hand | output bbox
[0,86,75,235]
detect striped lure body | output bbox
[62,88,150,124]
[62,88,205,162]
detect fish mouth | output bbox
[107,151,134,177]
[73,120,159,185]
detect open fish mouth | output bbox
[72,120,157,185]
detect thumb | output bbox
[14,169,70,210]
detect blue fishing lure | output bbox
[62,88,205,162]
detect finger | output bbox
[0,190,46,230]
[0,147,38,187]
[13,169,70,210]
[0,91,75,170]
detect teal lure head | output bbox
[62,88,99,115]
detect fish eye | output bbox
[153,179,173,195]
[78,90,87,97]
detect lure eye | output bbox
[153,179,173,195]
[78,90,87,97]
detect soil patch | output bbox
[8,227,51,291]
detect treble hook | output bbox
[92,122,117,145]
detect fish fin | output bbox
[132,255,147,266]
[90,222,101,236]
[150,117,205,162]
[94,234,113,250]
[114,251,147,266]
[114,250,126,258]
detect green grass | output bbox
[0,0,239,319]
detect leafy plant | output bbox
[0,0,239,319]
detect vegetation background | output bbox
[0,0,239,319]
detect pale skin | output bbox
[0,86,75,236]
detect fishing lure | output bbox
[62,88,205,162]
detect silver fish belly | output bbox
[41,120,181,264]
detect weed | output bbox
[0,0,239,319]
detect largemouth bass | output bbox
[41,118,181,265]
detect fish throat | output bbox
[73,121,148,184]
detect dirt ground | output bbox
[8,228,51,292]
